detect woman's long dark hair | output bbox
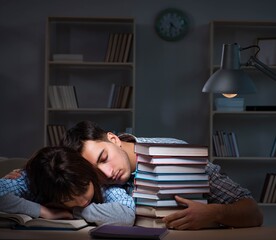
[25,146,104,206]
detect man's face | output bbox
[82,139,131,185]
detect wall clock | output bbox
[155,8,189,41]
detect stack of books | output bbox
[133,142,210,228]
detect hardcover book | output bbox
[89,224,168,239]
[135,171,209,181]
[134,216,166,228]
[134,178,209,188]
[135,143,208,157]
[135,198,207,207]
[0,212,88,230]
[136,205,183,218]
[137,154,208,164]
[132,191,206,200]
[136,162,206,174]
[133,184,210,195]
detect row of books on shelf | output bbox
[48,85,78,109]
[132,142,210,228]
[212,130,239,157]
[105,32,133,63]
[47,125,66,146]
[260,173,276,203]
[107,84,132,108]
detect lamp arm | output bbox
[247,56,276,81]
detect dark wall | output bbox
[1,0,276,157]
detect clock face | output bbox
[155,8,188,41]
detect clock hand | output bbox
[169,22,177,36]
[170,22,176,29]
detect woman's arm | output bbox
[0,173,72,220]
[73,186,135,226]
[0,193,40,217]
[0,173,41,217]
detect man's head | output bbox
[25,146,104,207]
[60,121,132,185]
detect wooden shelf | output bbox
[44,17,135,145]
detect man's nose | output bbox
[102,166,113,179]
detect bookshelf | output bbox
[208,21,276,226]
[44,17,135,145]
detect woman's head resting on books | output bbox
[60,121,133,185]
[25,146,104,208]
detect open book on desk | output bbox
[0,211,89,230]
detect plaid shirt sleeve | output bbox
[0,171,29,197]
[205,161,253,204]
[103,186,135,211]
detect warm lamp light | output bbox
[202,43,276,96]
[222,93,237,98]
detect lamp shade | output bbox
[202,43,257,94]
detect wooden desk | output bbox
[0,226,275,240]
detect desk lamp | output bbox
[202,43,276,98]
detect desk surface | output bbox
[0,226,275,240]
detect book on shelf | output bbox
[0,211,88,230]
[105,32,132,63]
[107,84,132,108]
[89,224,168,240]
[260,173,276,203]
[113,33,123,62]
[107,83,116,108]
[134,215,166,228]
[120,85,133,108]
[213,130,239,157]
[134,178,210,188]
[137,154,208,165]
[48,85,78,109]
[135,143,208,157]
[136,205,183,218]
[136,162,206,174]
[135,171,209,182]
[47,125,66,146]
[109,33,119,62]
[123,33,133,63]
[270,137,276,157]
[118,33,128,62]
[105,33,114,62]
[135,198,207,207]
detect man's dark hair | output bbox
[25,146,104,206]
[60,121,108,153]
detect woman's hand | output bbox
[3,169,22,179]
